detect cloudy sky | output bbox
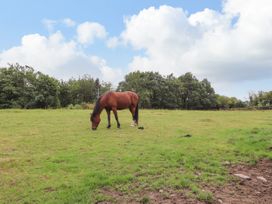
[0,0,271,99]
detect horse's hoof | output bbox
[117,125,121,129]
[107,125,111,129]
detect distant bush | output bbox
[81,103,95,109]
[67,104,81,109]
[67,104,74,109]
[67,103,94,109]
[74,104,82,109]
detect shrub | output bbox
[67,104,75,109]
[73,104,82,109]
[81,103,95,109]
[67,104,81,109]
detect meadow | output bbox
[0,109,272,203]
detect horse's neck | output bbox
[92,102,103,117]
[96,104,104,115]
[97,106,104,114]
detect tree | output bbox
[59,81,72,107]
[117,71,217,109]
[215,94,246,109]
[34,72,60,108]
[117,71,154,108]
[249,91,272,107]
[0,64,252,110]
[0,64,60,108]
[67,75,96,104]
[0,64,37,108]
[199,79,216,109]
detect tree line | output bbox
[117,71,246,109]
[1,64,269,110]
[249,91,272,108]
[0,64,111,108]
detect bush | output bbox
[74,104,82,109]
[67,104,81,109]
[67,103,94,109]
[67,104,75,109]
[81,103,95,109]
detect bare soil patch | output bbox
[99,188,204,204]
[98,159,272,204]
[209,159,272,204]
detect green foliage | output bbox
[67,104,79,109]
[249,91,272,108]
[0,64,112,109]
[0,64,60,108]
[67,103,94,109]
[59,76,112,107]
[117,71,217,109]
[2,64,269,110]
[140,196,150,204]
[59,80,72,107]
[34,73,60,108]
[215,94,246,109]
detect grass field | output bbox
[0,109,272,203]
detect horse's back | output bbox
[116,91,139,109]
[102,91,139,109]
[121,91,139,101]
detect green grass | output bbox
[0,109,272,203]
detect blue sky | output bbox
[1,0,221,44]
[0,0,271,99]
[0,0,221,67]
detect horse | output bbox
[90,91,139,130]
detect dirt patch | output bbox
[137,190,204,204]
[0,158,16,174]
[98,188,204,204]
[98,159,272,204]
[44,187,55,192]
[199,119,214,123]
[208,159,272,204]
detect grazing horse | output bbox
[90,91,139,130]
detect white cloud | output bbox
[42,18,57,32]
[122,5,196,74]
[62,18,76,27]
[90,56,122,82]
[43,18,76,31]
[106,37,121,48]
[76,22,107,44]
[0,31,120,82]
[119,1,272,97]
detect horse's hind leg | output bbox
[129,107,137,126]
[112,108,120,128]
[106,109,111,128]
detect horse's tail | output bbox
[134,97,139,124]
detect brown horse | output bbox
[90,91,139,130]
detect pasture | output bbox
[0,109,272,203]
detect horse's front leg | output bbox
[106,109,111,128]
[112,108,120,128]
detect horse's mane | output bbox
[91,96,102,119]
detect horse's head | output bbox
[90,97,102,130]
[90,113,101,130]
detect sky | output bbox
[0,0,271,100]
